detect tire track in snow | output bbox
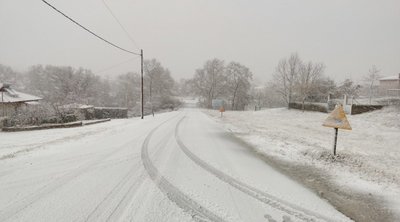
[175,116,334,222]
[141,115,227,222]
[0,134,147,221]
[0,120,132,161]
[83,113,183,221]
[85,133,177,221]
[83,162,144,222]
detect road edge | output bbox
[220,130,396,222]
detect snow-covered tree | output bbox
[144,59,176,112]
[225,62,252,110]
[363,65,381,104]
[271,53,302,108]
[296,61,325,110]
[24,65,107,121]
[338,79,361,99]
[0,64,17,85]
[114,72,141,109]
[192,58,226,108]
[177,78,196,97]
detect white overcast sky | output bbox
[0,0,399,83]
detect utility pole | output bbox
[141,49,144,119]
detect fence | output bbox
[290,94,389,115]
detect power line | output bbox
[101,0,140,50]
[41,0,141,56]
[94,56,140,75]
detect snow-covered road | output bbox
[0,108,351,221]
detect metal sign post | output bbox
[322,104,352,156]
[333,128,338,155]
[219,106,225,117]
[140,49,144,119]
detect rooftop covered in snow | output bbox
[0,83,42,103]
[379,74,400,81]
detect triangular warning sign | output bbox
[322,105,352,130]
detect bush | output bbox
[5,103,79,127]
[8,104,52,126]
[158,96,181,110]
[94,107,128,119]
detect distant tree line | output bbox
[182,58,253,110]
[176,55,375,111]
[267,53,373,109]
[0,59,180,121]
[0,53,383,120]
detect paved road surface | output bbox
[0,107,351,221]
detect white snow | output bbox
[0,107,355,221]
[0,112,194,221]
[204,106,400,218]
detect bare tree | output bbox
[192,58,226,108]
[308,77,337,102]
[225,62,252,110]
[24,65,107,121]
[250,85,285,109]
[272,53,302,108]
[177,78,197,98]
[0,64,18,85]
[144,59,175,113]
[296,61,325,110]
[338,79,361,100]
[364,65,381,104]
[115,72,141,109]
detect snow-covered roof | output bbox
[0,83,42,103]
[95,107,128,110]
[61,104,94,109]
[79,105,94,109]
[380,75,400,81]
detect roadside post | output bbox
[322,104,352,155]
[219,106,225,117]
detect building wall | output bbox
[379,80,400,96]
[351,105,383,115]
[0,103,21,117]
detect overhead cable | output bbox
[95,56,140,75]
[101,0,140,50]
[41,0,141,56]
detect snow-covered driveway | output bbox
[0,109,351,221]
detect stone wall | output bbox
[289,102,328,113]
[350,105,383,115]
[94,107,128,119]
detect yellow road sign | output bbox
[322,104,352,130]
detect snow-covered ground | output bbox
[0,112,192,221]
[0,107,353,221]
[204,106,400,220]
[0,119,121,159]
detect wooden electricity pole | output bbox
[141,49,144,119]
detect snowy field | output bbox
[204,106,400,220]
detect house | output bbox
[379,73,400,96]
[0,83,42,117]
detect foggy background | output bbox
[0,0,399,83]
